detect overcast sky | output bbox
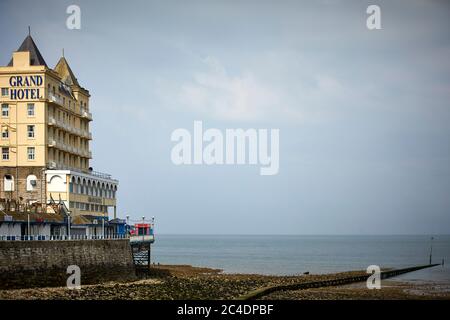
[1,0,449,234]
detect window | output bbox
[27,103,35,116]
[1,104,8,117]
[2,147,9,160]
[27,125,35,138]
[1,88,8,96]
[26,175,37,191]
[2,128,8,139]
[4,174,14,191]
[27,147,35,160]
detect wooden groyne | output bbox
[238,264,441,300]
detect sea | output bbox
[152,235,450,283]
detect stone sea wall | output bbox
[0,239,136,289]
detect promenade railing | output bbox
[0,234,129,241]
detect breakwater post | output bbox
[238,264,441,300]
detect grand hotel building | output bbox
[0,34,118,222]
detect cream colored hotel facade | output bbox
[0,34,118,219]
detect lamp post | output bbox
[142,216,145,241]
[67,211,71,240]
[126,215,130,237]
[429,236,434,265]
[151,216,155,235]
[27,212,30,240]
[40,167,46,209]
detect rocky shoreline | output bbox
[0,265,448,300]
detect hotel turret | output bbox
[0,34,118,231]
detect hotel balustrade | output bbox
[45,162,116,181]
[48,92,92,121]
[81,108,93,120]
[48,92,64,106]
[47,137,91,158]
[48,116,91,140]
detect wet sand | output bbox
[261,280,450,300]
[0,265,449,300]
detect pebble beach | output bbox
[0,265,449,300]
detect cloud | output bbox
[175,55,364,124]
[179,56,281,122]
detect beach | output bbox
[0,264,449,300]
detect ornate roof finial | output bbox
[62,48,65,57]
[28,26,31,36]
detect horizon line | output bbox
[154,233,450,236]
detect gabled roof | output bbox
[7,35,48,67]
[71,215,93,225]
[54,56,80,87]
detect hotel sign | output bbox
[9,75,42,100]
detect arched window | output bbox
[26,175,38,191]
[47,175,64,192]
[76,177,81,193]
[69,176,76,193]
[101,183,105,197]
[4,174,14,191]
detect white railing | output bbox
[90,170,112,179]
[130,235,155,244]
[0,234,129,241]
[44,164,117,182]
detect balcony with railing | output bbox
[81,108,93,121]
[47,138,92,158]
[48,92,64,106]
[48,117,92,140]
[48,93,93,121]
[47,138,56,147]
[46,162,116,182]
